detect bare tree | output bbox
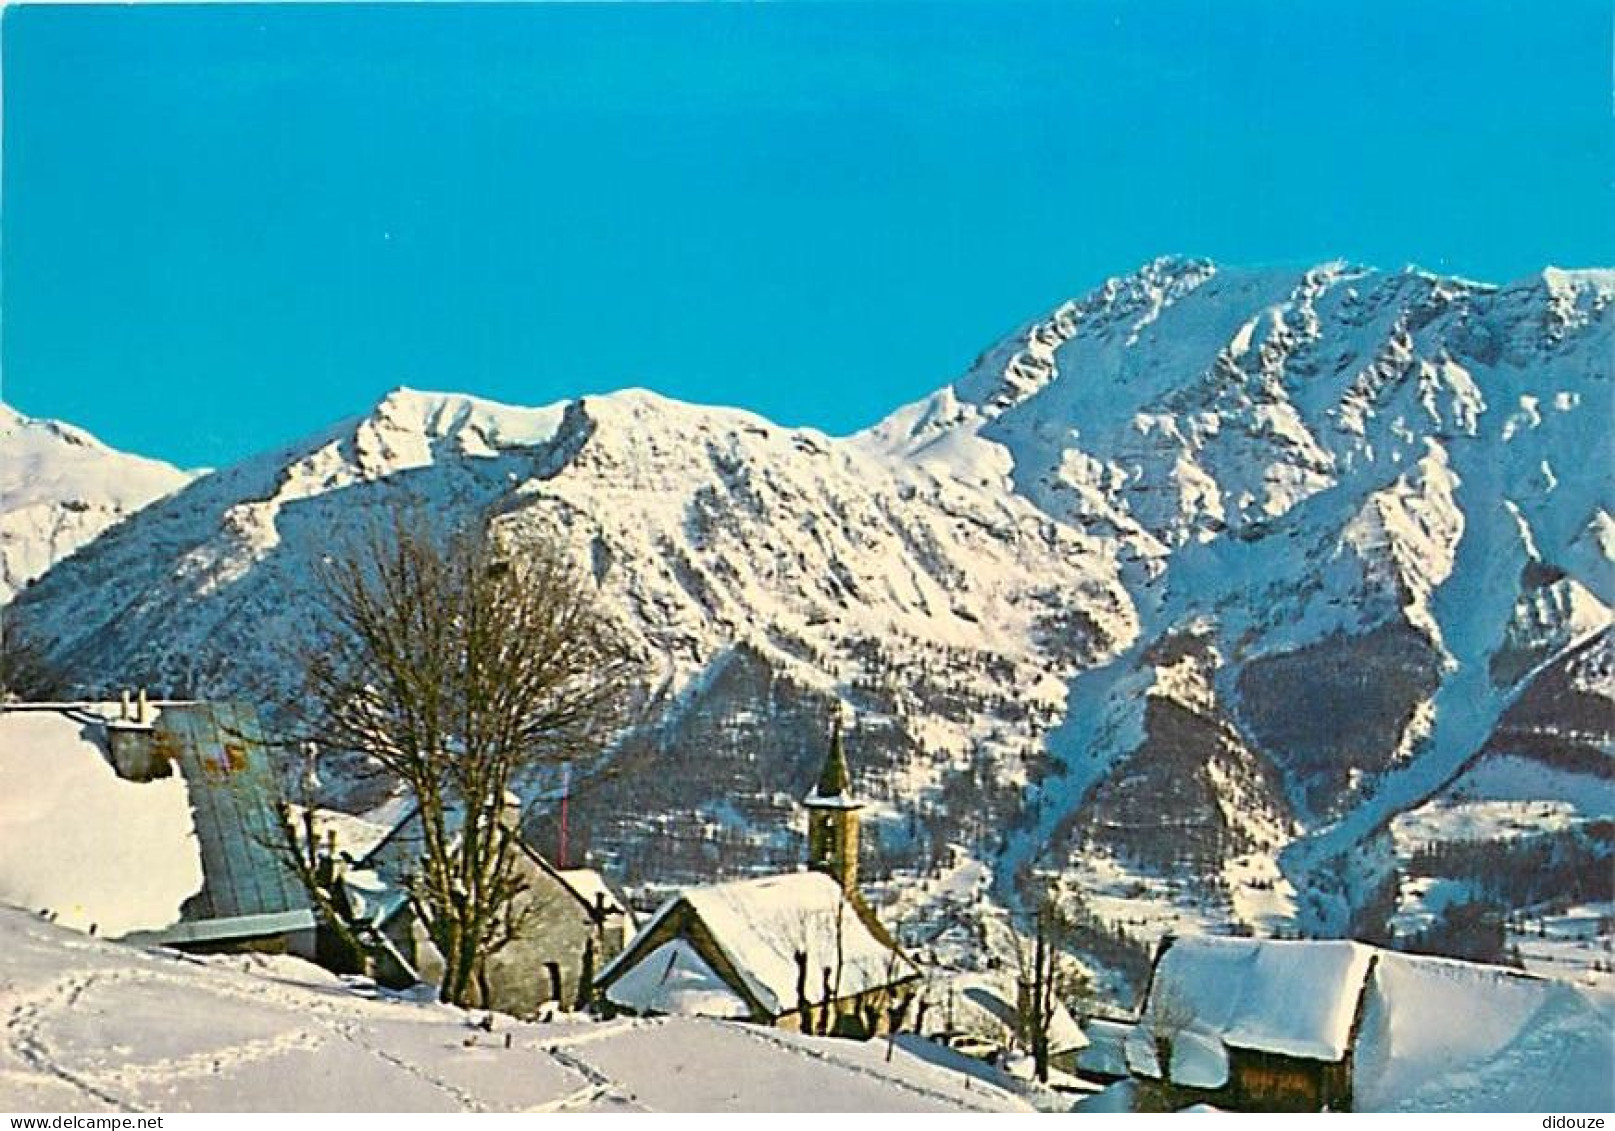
[264,787,417,981]
[297,509,637,1007]
[854,936,918,1059]
[786,892,852,1037]
[1013,895,1089,1083]
[820,889,847,1036]
[792,944,814,1032]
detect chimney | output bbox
[499,789,523,832]
[136,688,149,725]
[315,826,342,888]
[120,689,132,721]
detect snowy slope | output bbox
[1355,948,1615,1113]
[8,258,1612,987]
[0,405,192,606]
[0,908,1027,1112]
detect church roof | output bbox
[600,937,751,1020]
[598,871,918,1019]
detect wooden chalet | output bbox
[1120,933,1600,1112]
[1127,934,1376,1112]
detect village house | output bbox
[593,720,921,1037]
[0,698,316,954]
[0,697,632,1015]
[1123,932,1608,1112]
[1128,934,1373,1111]
[329,800,634,1015]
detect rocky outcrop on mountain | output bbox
[915,261,1615,945]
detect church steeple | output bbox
[814,716,852,799]
[804,714,863,892]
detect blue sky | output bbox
[3,1,1610,469]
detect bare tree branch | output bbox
[289,507,639,1006]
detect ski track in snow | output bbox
[1,960,594,1112]
[0,912,1027,1113]
[0,944,582,1112]
[5,972,138,1111]
[532,1036,646,1112]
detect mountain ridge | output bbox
[0,404,195,606]
[8,256,1611,990]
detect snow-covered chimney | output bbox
[499,788,523,832]
[107,689,163,781]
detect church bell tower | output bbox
[804,715,863,892]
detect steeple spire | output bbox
[813,714,852,801]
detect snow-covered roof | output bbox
[287,804,395,864]
[948,974,1089,1054]
[1355,949,1615,1112]
[355,803,426,873]
[600,871,918,1019]
[605,938,751,1019]
[1127,936,1375,1083]
[1114,934,1615,1108]
[1075,1017,1134,1079]
[339,866,412,928]
[353,806,631,934]
[0,707,203,937]
[0,702,311,943]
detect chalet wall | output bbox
[1221,1048,1352,1113]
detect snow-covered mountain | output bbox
[0,404,193,605]
[9,259,1612,990]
